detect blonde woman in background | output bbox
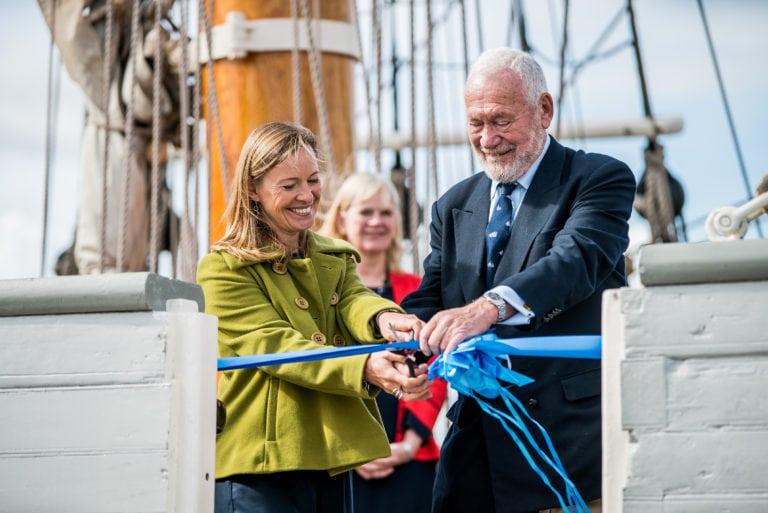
[198,123,430,513]
[321,173,448,513]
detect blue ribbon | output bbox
[216,334,599,371]
[217,332,600,513]
[217,340,419,371]
[428,333,599,513]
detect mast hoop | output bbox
[198,13,360,62]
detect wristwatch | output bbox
[482,291,507,323]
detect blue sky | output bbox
[1,0,766,279]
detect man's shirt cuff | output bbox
[488,285,535,326]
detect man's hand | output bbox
[419,298,501,355]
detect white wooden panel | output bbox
[620,282,768,358]
[667,357,768,429]
[621,357,667,429]
[625,431,768,497]
[601,289,630,513]
[0,313,167,388]
[0,384,170,453]
[626,495,768,513]
[0,451,168,513]
[164,305,217,513]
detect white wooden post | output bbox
[0,273,217,513]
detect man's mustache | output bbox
[479,145,516,156]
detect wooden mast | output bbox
[202,0,356,246]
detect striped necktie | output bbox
[485,182,516,287]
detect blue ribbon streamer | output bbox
[428,333,599,513]
[217,332,600,513]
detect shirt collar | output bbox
[490,134,551,197]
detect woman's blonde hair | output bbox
[320,173,403,272]
[211,122,318,262]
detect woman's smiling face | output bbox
[249,147,321,248]
[337,190,396,256]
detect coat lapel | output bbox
[454,175,492,302]
[493,139,566,283]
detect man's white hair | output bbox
[466,48,548,105]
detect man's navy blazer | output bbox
[402,136,635,511]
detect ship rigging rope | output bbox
[201,0,232,201]
[505,2,516,47]
[696,0,763,238]
[554,0,569,138]
[290,0,303,126]
[299,0,337,180]
[371,0,458,97]
[42,0,58,277]
[352,0,376,175]
[118,0,141,272]
[192,2,202,248]
[473,0,484,53]
[458,0,474,176]
[373,0,383,175]
[99,0,115,273]
[408,0,419,272]
[178,0,197,281]
[149,0,163,274]
[425,0,439,212]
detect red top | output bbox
[389,271,448,462]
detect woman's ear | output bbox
[247,181,259,202]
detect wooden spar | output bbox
[202,0,356,246]
[359,116,685,151]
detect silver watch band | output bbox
[483,292,506,323]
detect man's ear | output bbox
[539,92,554,129]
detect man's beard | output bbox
[475,135,545,183]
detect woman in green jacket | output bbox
[198,122,428,513]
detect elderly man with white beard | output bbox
[400,48,635,513]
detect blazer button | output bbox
[311,332,327,344]
[294,297,309,310]
[528,398,539,408]
[272,261,287,274]
[333,334,345,346]
[329,292,339,306]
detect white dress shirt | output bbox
[486,135,551,326]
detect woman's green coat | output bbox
[198,232,403,478]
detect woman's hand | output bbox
[376,311,424,342]
[364,351,431,401]
[355,430,422,480]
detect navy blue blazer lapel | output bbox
[494,138,566,282]
[453,174,492,302]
